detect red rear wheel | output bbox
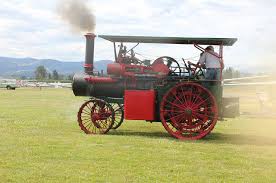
[78,99,114,134]
[160,82,218,140]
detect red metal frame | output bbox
[194,44,224,81]
[194,44,205,52]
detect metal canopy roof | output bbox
[98,35,237,46]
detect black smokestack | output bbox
[84,33,96,74]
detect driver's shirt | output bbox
[198,51,221,69]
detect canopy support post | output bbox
[219,44,224,81]
[113,42,117,61]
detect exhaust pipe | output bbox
[84,33,96,74]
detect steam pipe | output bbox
[84,33,96,74]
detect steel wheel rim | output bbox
[78,99,115,134]
[111,103,124,129]
[160,82,218,140]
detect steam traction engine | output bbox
[72,34,237,140]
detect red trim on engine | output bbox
[85,76,118,84]
[107,63,169,78]
[85,33,96,39]
[84,64,93,68]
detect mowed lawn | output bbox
[1,87,276,182]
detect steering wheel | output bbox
[130,50,143,65]
[153,56,181,75]
[182,59,205,79]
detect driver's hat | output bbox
[205,46,214,51]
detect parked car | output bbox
[0,79,17,90]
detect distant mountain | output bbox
[2,56,273,78]
[0,57,113,77]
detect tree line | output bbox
[34,65,73,81]
[222,67,241,79]
[34,65,240,80]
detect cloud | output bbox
[0,0,275,71]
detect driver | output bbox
[198,46,223,81]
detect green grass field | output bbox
[1,87,276,182]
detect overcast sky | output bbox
[0,0,275,69]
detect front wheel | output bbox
[77,99,115,134]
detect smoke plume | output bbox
[57,0,96,33]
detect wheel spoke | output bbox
[164,99,185,110]
[160,109,185,114]
[191,97,212,110]
[180,86,189,107]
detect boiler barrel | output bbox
[72,73,124,98]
